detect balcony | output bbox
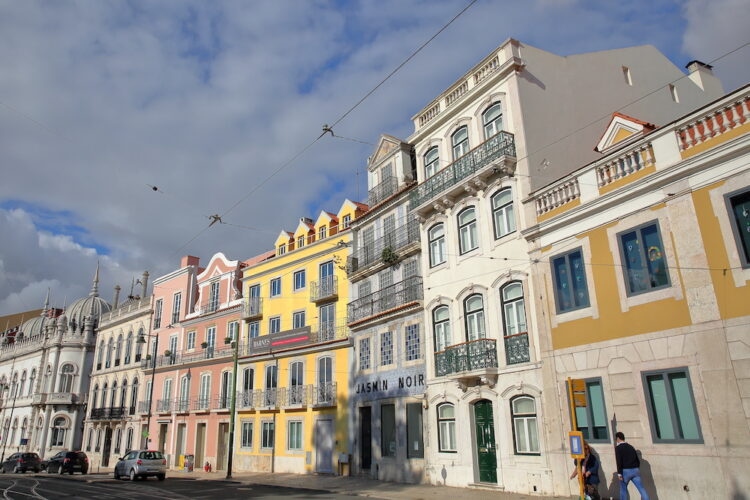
[89,406,127,420]
[504,333,530,365]
[156,399,172,413]
[137,400,152,414]
[192,397,211,412]
[312,382,336,407]
[242,297,263,320]
[46,392,80,405]
[310,276,338,303]
[32,394,47,405]
[212,395,232,411]
[434,339,498,377]
[141,342,240,369]
[174,398,190,413]
[347,219,420,276]
[409,131,516,216]
[348,276,423,324]
[368,176,399,207]
[236,383,336,409]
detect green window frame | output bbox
[406,403,424,458]
[381,404,396,457]
[568,378,609,443]
[726,187,750,268]
[261,421,275,449]
[287,421,303,451]
[240,422,253,449]
[551,248,591,313]
[642,367,703,444]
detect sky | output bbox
[0,0,748,315]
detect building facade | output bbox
[234,199,365,474]
[83,274,151,470]
[346,135,427,482]
[525,84,750,498]
[0,267,111,461]
[406,39,723,494]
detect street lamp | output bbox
[136,329,161,449]
[226,335,240,479]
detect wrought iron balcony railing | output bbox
[310,276,338,303]
[175,398,190,413]
[348,276,423,323]
[89,406,127,420]
[368,176,399,207]
[504,332,530,365]
[347,219,420,275]
[235,383,336,409]
[410,130,515,210]
[434,339,498,377]
[141,342,241,369]
[242,297,263,320]
[312,382,336,406]
[156,399,172,413]
[137,400,151,414]
[192,397,211,411]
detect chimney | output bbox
[686,60,724,94]
[113,285,121,308]
[180,255,200,268]
[141,271,149,298]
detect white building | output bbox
[407,39,723,494]
[0,266,111,460]
[347,135,426,483]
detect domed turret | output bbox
[19,289,51,338]
[65,263,112,333]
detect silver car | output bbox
[113,450,166,481]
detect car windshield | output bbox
[138,451,164,460]
[22,454,38,459]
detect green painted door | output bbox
[474,400,497,483]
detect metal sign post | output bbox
[567,377,586,500]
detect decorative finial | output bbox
[42,288,50,313]
[90,261,100,297]
[129,277,135,298]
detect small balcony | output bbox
[368,176,399,207]
[504,332,530,365]
[242,297,263,320]
[156,399,172,413]
[236,383,336,409]
[89,406,127,420]
[347,219,420,276]
[137,400,152,414]
[174,398,191,413]
[410,131,516,216]
[348,276,423,324]
[141,342,239,370]
[192,397,211,412]
[46,392,80,405]
[434,339,498,377]
[32,394,47,406]
[310,276,338,304]
[212,395,232,412]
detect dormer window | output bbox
[278,244,286,256]
[343,215,351,229]
[451,126,469,159]
[297,235,305,249]
[319,226,327,240]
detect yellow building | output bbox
[233,199,367,474]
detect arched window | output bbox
[297,235,305,249]
[86,428,93,452]
[130,379,139,414]
[110,382,118,408]
[19,371,27,397]
[511,396,539,454]
[28,369,36,396]
[10,418,18,447]
[114,428,122,454]
[125,332,133,364]
[451,126,469,159]
[50,417,67,447]
[289,361,304,405]
[491,188,515,239]
[44,366,52,392]
[179,376,190,411]
[21,418,28,444]
[101,384,108,409]
[482,102,503,138]
[125,427,134,452]
[458,207,478,254]
[58,364,75,393]
[317,356,333,404]
[95,429,101,452]
[135,328,144,361]
[120,379,128,409]
[424,146,440,178]
[263,366,277,407]
[11,373,18,398]
[432,306,451,352]
[241,368,254,407]
[220,371,232,409]
[92,385,99,410]
[97,341,104,369]
[464,294,486,341]
[199,374,210,409]
[105,338,113,368]
[428,224,446,267]
[437,403,456,452]
[501,282,529,364]
[115,334,123,365]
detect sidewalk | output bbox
[166,469,570,499]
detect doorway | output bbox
[158,423,168,454]
[101,427,113,467]
[175,424,186,465]
[195,423,206,469]
[359,407,372,471]
[216,423,229,470]
[314,419,334,473]
[473,400,497,483]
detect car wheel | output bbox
[129,469,137,481]
[157,474,165,481]
[58,465,64,475]
[113,470,120,480]
[13,466,19,474]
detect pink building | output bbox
[141,252,270,471]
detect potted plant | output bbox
[164,349,172,357]
[145,354,152,360]
[224,336,232,345]
[381,246,398,265]
[201,341,209,349]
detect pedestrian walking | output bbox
[615,432,650,500]
[569,441,600,500]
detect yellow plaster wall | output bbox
[598,164,656,196]
[537,198,582,223]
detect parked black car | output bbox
[42,451,88,475]
[1,452,41,473]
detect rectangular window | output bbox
[186,331,196,350]
[270,278,282,297]
[406,403,424,458]
[248,321,260,339]
[171,292,182,325]
[269,317,281,334]
[292,311,305,329]
[241,422,253,448]
[381,404,396,457]
[343,214,351,228]
[380,332,393,366]
[403,258,419,279]
[228,321,239,342]
[358,281,371,299]
[287,421,303,450]
[209,281,220,311]
[405,325,421,361]
[618,221,670,295]
[727,188,750,268]
[643,368,702,443]
[278,244,286,256]
[153,299,163,329]
[570,378,609,443]
[379,269,393,290]
[261,422,275,449]
[359,338,371,371]
[206,326,216,347]
[293,270,306,290]
[551,248,591,313]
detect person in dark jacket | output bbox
[615,432,650,500]
[570,441,600,499]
